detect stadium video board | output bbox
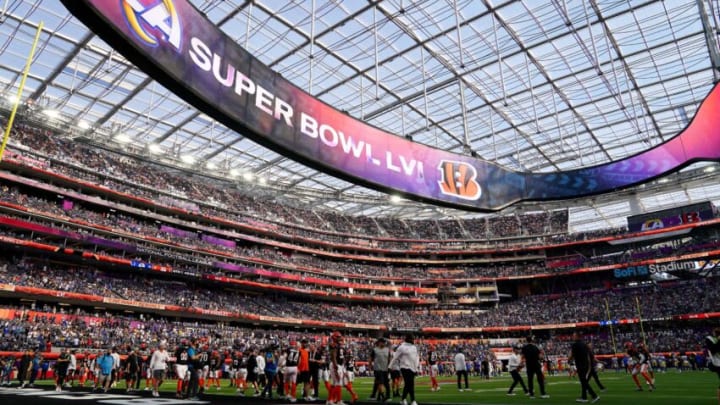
[627,201,716,232]
[62,0,720,212]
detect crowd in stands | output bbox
[0,186,550,283]
[0,256,718,331]
[6,123,578,248]
[0,301,715,365]
[4,185,720,292]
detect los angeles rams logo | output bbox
[121,0,182,51]
[640,218,664,231]
[437,160,482,200]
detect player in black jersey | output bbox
[329,331,347,405]
[197,345,211,394]
[309,342,322,399]
[344,352,359,403]
[231,350,247,396]
[207,350,222,391]
[125,348,141,393]
[246,347,260,397]
[285,340,301,402]
[428,344,440,392]
[174,341,190,398]
[314,343,330,400]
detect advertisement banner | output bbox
[61,0,720,211]
[159,224,196,239]
[201,234,236,249]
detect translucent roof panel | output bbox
[1,0,720,233]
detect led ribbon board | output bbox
[62,0,720,211]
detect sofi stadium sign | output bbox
[614,261,696,278]
[62,0,720,211]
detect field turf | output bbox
[12,370,718,404]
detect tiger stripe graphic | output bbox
[437,160,481,200]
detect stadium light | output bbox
[5,94,18,104]
[229,168,240,177]
[390,195,403,203]
[43,109,60,119]
[180,154,196,164]
[705,166,716,173]
[114,133,131,144]
[206,161,218,170]
[77,120,90,130]
[148,143,163,154]
[243,172,254,181]
[258,177,267,185]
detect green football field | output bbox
[42,370,718,404]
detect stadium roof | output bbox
[1,0,720,233]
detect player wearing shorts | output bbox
[149,343,170,398]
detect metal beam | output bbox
[696,0,720,82]
[28,32,93,101]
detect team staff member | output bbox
[95,349,115,393]
[454,347,469,391]
[522,335,549,399]
[369,337,391,401]
[260,344,278,399]
[246,347,260,397]
[568,333,600,403]
[149,342,170,398]
[506,345,528,396]
[187,340,207,400]
[389,334,420,405]
[18,349,33,388]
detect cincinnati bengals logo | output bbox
[437,160,482,200]
[122,0,182,51]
